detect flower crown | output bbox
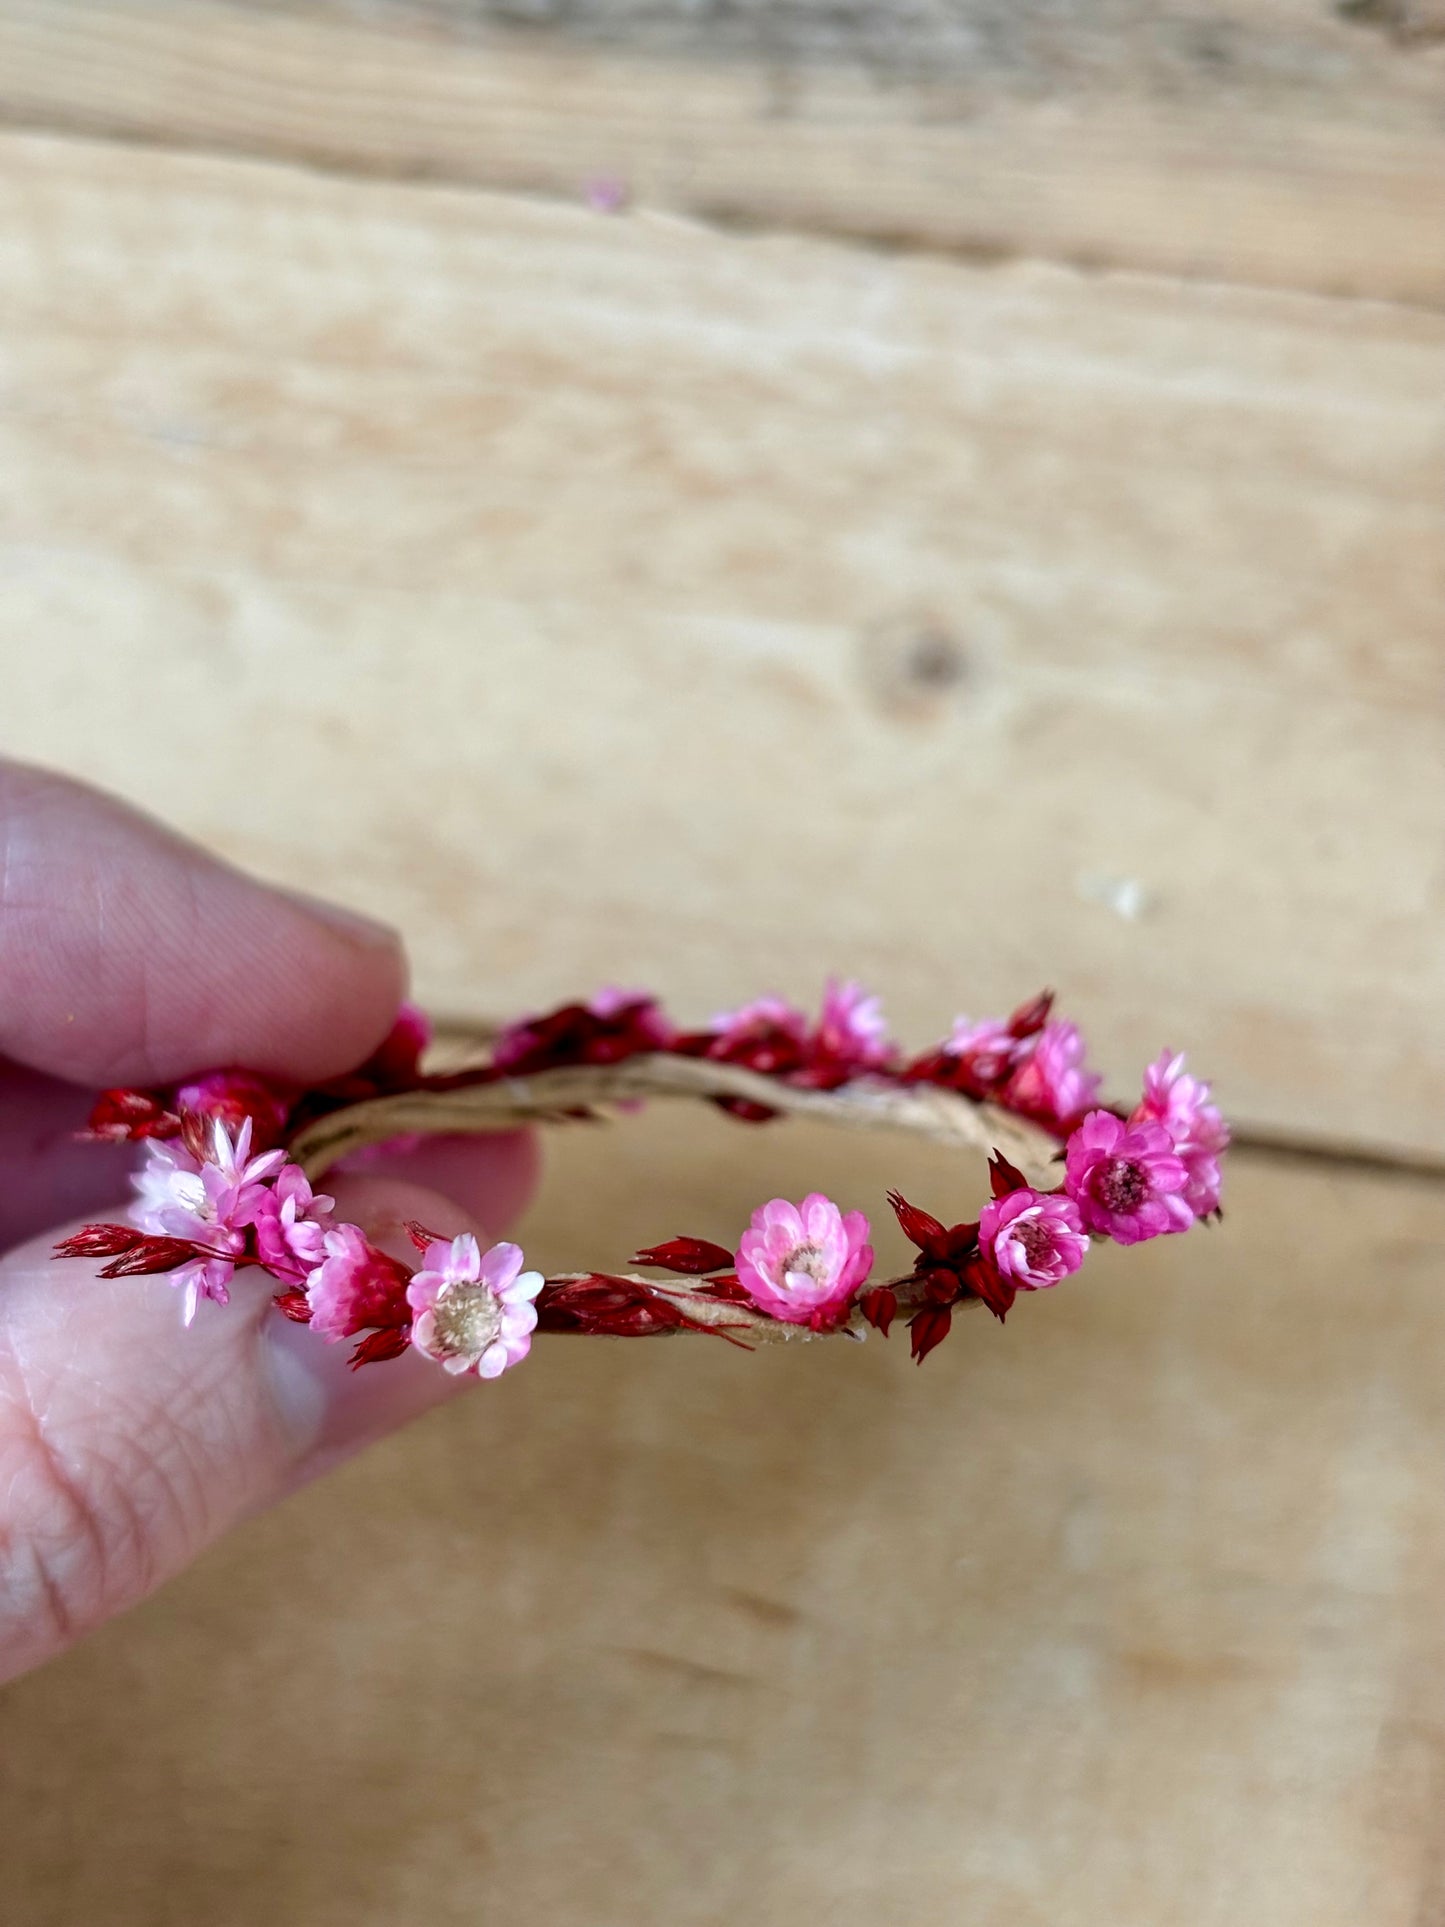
[56,983,1228,1376]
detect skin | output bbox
[0,761,537,1683]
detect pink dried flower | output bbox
[815,978,894,1073]
[945,1016,1023,1086]
[735,1193,874,1331]
[1132,1050,1229,1219]
[1064,1110,1192,1245]
[407,1235,543,1378]
[131,1116,286,1324]
[305,1224,413,1343]
[249,1163,336,1285]
[978,1188,1089,1290]
[1005,1020,1102,1128]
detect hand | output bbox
[0,761,535,1682]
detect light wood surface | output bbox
[1,133,1441,1161]
[0,1,1443,302]
[0,10,1441,1923]
[3,1120,1445,1926]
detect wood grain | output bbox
[0,131,1441,1160]
[0,0,1443,301]
[2,1122,1444,1925]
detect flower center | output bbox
[1011,1218,1057,1266]
[781,1243,827,1286]
[1095,1157,1146,1213]
[430,1284,503,1359]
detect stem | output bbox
[290,1053,1059,1181]
[541,1271,969,1345]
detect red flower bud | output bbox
[631,1236,736,1275]
[85,1089,180,1142]
[53,1223,143,1259]
[859,1287,897,1336]
[99,1236,204,1277]
[348,1326,412,1370]
[987,1150,1031,1199]
[909,1304,953,1362]
[1007,990,1054,1039]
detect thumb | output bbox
[0,1149,531,1684]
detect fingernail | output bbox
[278,885,401,952]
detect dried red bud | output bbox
[85,1089,180,1142]
[887,1190,949,1255]
[53,1223,143,1260]
[99,1236,205,1278]
[1007,989,1054,1039]
[631,1236,736,1275]
[909,1304,953,1362]
[348,1326,412,1370]
[987,1150,1031,1199]
[859,1287,897,1336]
[965,1256,1016,1323]
[273,1288,313,1323]
[691,1274,750,1302]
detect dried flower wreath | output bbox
[57,983,1227,1375]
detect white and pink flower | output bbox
[735,1193,874,1330]
[1063,1110,1192,1245]
[406,1234,543,1378]
[131,1116,287,1324]
[1005,1020,1102,1127]
[1131,1050,1229,1219]
[979,1188,1090,1290]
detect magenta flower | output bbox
[1005,1020,1102,1128]
[131,1117,287,1324]
[407,1235,544,1378]
[815,978,894,1072]
[1064,1110,1192,1244]
[978,1188,1089,1290]
[249,1162,336,1285]
[735,1193,874,1330]
[1132,1050,1229,1219]
[174,1069,293,1152]
[305,1224,413,1342]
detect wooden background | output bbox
[0,3,1442,1921]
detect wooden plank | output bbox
[3,1129,1445,1924]
[0,0,1443,303]
[0,133,1441,1159]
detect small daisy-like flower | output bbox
[735,1193,874,1330]
[1064,1110,1192,1245]
[1005,1020,1102,1128]
[978,1188,1089,1290]
[1131,1050,1229,1219]
[407,1235,544,1378]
